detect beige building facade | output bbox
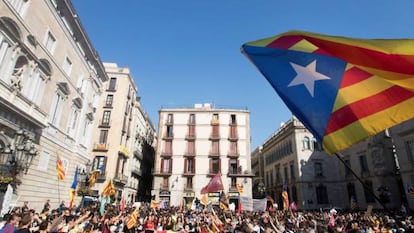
[0,0,108,211]
[153,104,252,208]
[90,63,155,204]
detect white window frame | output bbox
[62,56,72,76]
[44,31,56,54]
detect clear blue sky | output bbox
[71,0,414,150]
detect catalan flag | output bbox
[88,164,104,187]
[242,31,414,154]
[69,166,78,209]
[282,184,289,211]
[219,191,229,210]
[56,153,65,181]
[126,206,139,229]
[102,179,115,197]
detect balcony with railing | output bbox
[93,142,109,151]
[207,168,221,176]
[131,166,142,177]
[118,145,130,158]
[160,150,172,157]
[99,119,111,128]
[184,183,193,191]
[227,150,239,158]
[114,173,128,185]
[228,167,254,178]
[133,150,143,160]
[209,150,220,157]
[210,119,219,125]
[185,133,196,140]
[183,167,195,176]
[159,168,172,176]
[162,132,174,140]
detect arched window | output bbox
[303,136,311,150]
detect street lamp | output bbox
[0,129,38,179]
[77,161,93,197]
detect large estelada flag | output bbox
[200,172,224,194]
[242,30,414,154]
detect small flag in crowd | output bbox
[102,179,115,197]
[282,184,289,211]
[219,191,229,210]
[242,30,414,154]
[88,164,104,187]
[200,172,224,194]
[126,206,139,229]
[120,197,125,211]
[56,153,65,180]
[406,184,414,196]
[200,194,208,207]
[69,167,78,209]
[150,200,161,209]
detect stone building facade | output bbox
[0,0,107,211]
[153,104,252,208]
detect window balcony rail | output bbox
[118,145,130,158]
[209,150,220,157]
[184,150,195,157]
[162,134,174,140]
[131,166,142,176]
[160,169,172,175]
[184,184,193,191]
[227,151,239,158]
[228,135,238,141]
[210,119,219,125]
[99,119,112,127]
[209,134,220,140]
[160,151,172,157]
[207,170,221,176]
[185,134,196,140]
[114,174,128,185]
[183,169,195,176]
[93,142,109,151]
[133,150,143,160]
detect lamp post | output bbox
[0,129,38,184]
[78,161,92,197]
[0,129,38,213]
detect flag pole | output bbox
[334,152,401,225]
[57,176,61,205]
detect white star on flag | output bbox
[288,60,330,97]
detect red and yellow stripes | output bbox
[102,179,116,197]
[247,30,414,154]
[323,65,414,154]
[56,153,65,181]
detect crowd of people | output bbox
[0,199,412,233]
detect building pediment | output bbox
[57,82,70,95]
